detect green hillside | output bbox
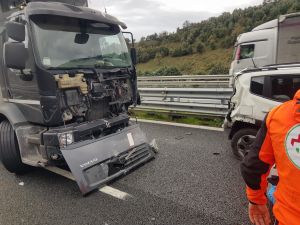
[136,0,300,76]
[137,49,232,75]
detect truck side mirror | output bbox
[131,48,137,65]
[4,42,26,70]
[5,21,25,42]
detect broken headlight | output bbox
[58,132,74,148]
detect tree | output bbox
[196,42,205,54]
[183,20,191,28]
[159,47,169,57]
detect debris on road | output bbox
[175,136,184,140]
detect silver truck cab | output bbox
[226,65,300,159]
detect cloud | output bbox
[89,0,262,40]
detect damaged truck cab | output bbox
[0,0,155,194]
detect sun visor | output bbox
[25,2,127,29]
[27,0,88,7]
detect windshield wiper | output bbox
[70,55,104,62]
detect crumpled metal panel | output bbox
[61,124,155,194]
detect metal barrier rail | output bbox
[136,87,233,117]
[137,75,230,88]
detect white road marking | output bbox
[99,186,132,200]
[45,166,131,200]
[132,118,224,131]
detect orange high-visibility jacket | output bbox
[241,90,300,225]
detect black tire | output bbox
[0,120,30,174]
[231,128,258,161]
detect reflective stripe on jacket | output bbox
[241,89,300,225]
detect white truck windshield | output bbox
[31,15,132,69]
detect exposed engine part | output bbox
[110,79,131,104]
[54,74,88,95]
[62,110,73,121]
[59,88,88,122]
[64,89,80,106]
[86,99,110,121]
[55,72,133,122]
[50,153,60,160]
[91,82,105,98]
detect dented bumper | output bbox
[60,124,155,194]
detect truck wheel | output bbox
[0,120,30,174]
[231,128,257,160]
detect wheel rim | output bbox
[237,134,256,159]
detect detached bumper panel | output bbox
[60,124,155,194]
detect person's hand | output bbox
[248,203,271,225]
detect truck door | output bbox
[3,17,39,101]
[231,39,274,75]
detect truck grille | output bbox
[107,144,153,176]
[120,144,151,167]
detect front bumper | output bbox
[60,124,155,194]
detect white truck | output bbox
[229,12,300,76]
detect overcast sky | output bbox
[88,0,263,40]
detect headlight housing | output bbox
[58,132,74,148]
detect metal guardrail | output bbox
[137,75,230,88]
[136,86,233,117]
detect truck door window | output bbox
[250,76,264,96]
[239,44,255,60]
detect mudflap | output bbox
[60,124,155,194]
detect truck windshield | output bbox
[31,16,132,69]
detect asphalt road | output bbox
[0,122,251,225]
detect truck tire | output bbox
[231,128,258,160]
[0,120,30,174]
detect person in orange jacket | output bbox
[241,89,300,225]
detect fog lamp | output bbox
[58,132,74,148]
